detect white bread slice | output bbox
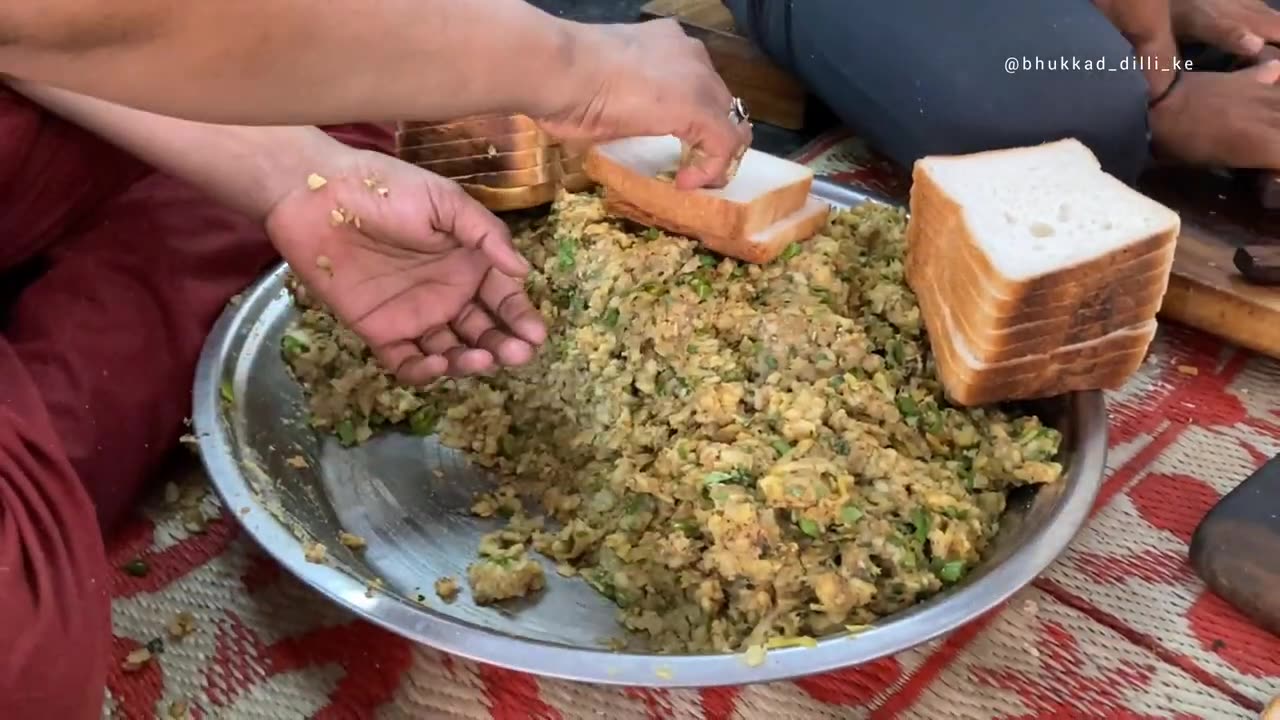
[397,131,553,162]
[585,135,821,263]
[908,197,1176,308]
[458,172,594,212]
[907,211,1173,341]
[912,139,1180,287]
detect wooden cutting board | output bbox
[639,0,809,130]
[1138,167,1280,361]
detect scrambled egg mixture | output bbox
[282,190,1063,653]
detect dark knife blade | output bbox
[1189,453,1280,636]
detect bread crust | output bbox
[396,115,540,141]
[457,172,594,212]
[913,270,1163,363]
[583,142,813,242]
[447,155,585,188]
[403,147,570,177]
[918,277,1155,405]
[397,131,553,162]
[604,193,830,264]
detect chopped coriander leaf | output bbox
[911,507,931,544]
[689,276,713,300]
[281,334,309,356]
[938,560,965,583]
[556,235,577,270]
[896,394,920,417]
[602,307,621,328]
[408,407,438,436]
[798,517,821,537]
[219,379,234,404]
[770,438,793,457]
[643,227,661,241]
[699,254,717,268]
[335,419,357,446]
[122,559,150,577]
[702,471,732,486]
[888,340,906,365]
[780,243,802,261]
[841,505,864,525]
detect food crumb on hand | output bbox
[1176,364,1199,376]
[167,611,197,640]
[376,186,389,198]
[315,255,333,275]
[122,648,152,672]
[338,531,367,550]
[285,455,309,469]
[434,576,460,602]
[303,541,328,563]
[486,144,497,157]
[306,173,328,191]
[328,209,345,227]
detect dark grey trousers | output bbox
[726,0,1155,184]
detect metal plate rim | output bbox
[193,178,1108,687]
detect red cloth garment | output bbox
[0,86,392,718]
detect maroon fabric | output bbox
[0,87,392,718]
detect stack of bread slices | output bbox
[905,139,1180,406]
[395,115,593,212]
[584,135,831,264]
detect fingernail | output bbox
[1246,33,1265,54]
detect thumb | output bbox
[1243,58,1280,83]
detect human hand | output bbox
[1172,0,1280,58]
[1093,0,1180,97]
[537,18,752,191]
[266,151,548,385]
[1150,60,1280,169]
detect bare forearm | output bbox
[0,0,592,126]
[12,81,346,221]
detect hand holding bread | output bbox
[535,19,753,190]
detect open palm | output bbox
[266,150,547,385]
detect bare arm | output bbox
[11,81,351,221]
[0,0,593,126]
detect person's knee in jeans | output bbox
[724,0,1152,185]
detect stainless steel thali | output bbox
[192,179,1108,687]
